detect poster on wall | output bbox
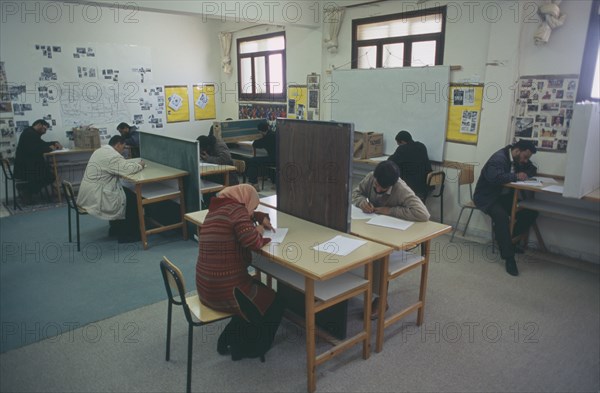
[193,84,216,120]
[239,103,286,121]
[165,85,189,123]
[287,85,307,120]
[511,74,578,152]
[446,84,483,144]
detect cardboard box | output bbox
[73,126,100,149]
[354,131,383,159]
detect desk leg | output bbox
[416,241,431,326]
[305,278,316,393]
[375,256,389,353]
[178,177,188,240]
[49,156,61,203]
[135,184,148,250]
[509,190,518,236]
[363,261,373,359]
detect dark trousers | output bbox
[110,188,140,238]
[486,193,538,259]
[246,156,275,184]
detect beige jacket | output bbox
[77,145,143,220]
[352,172,430,222]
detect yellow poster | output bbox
[446,84,484,144]
[287,85,308,120]
[193,84,216,120]
[165,85,189,123]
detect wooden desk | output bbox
[505,180,600,251]
[121,159,189,250]
[45,148,95,203]
[185,207,392,393]
[350,219,451,352]
[199,163,236,194]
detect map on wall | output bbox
[511,74,578,152]
[59,82,131,127]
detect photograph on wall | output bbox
[511,74,578,152]
[193,84,216,120]
[165,85,189,123]
[446,84,483,144]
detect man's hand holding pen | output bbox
[359,198,375,214]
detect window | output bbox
[352,6,446,69]
[577,0,600,101]
[237,32,286,101]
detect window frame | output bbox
[237,31,287,102]
[577,0,599,102]
[351,6,446,69]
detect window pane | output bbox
[240,57,253,94]
[357,13,442,40]
[592,48,600,99]
[254,57,266,94]
[411,40,436,66]
[269,54,283,94]
[240,35,285,54]
[383,43,404,68]
[357,46,377,69]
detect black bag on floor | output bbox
[217,288,284,362]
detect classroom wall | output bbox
[0,3,223,144]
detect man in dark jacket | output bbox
[14,119,62,201]
[473,139,538,276]
[387,130,432,200]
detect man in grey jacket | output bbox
[352,160,430,319]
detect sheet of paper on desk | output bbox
[367,215,414,230]
[542,184,564,194]
[199,162,219,168]
[313,235,367,256]
[263,228,288,244]
[510,180,543,187]
[351,205,374,220]
[56,148,70,152]
[532,176,558,184]
[368,156,388,162]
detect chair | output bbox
[449,164,494,248]
[62,180,87,252]
[425,170,445,223]
[159,256,232,393]
[232,159,246,183]
[1,158,25,211]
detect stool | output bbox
[1,158,24,210]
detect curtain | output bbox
[323,7,345,54]
[219,32,233,74]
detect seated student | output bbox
[116,122,140,158]
[14,119,62,203]
[352,160,430,319]
[387,130,432,201]
[77,135,145,243]
[197,128,239,185]
[473,139,538,276]
[246,121,275,192]
[196,184,284,359]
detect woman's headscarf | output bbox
[217,184,259,214]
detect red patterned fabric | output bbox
[196,197,274,315]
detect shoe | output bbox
[505,257,519,276]
[249,183,261,192]
[370,297,389,320]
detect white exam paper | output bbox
[367,215,414,230]
[313,235,367,256]
[532,176,558,184]
[351,205,374,220]
[510,180,543,187]
[263,228,288,244]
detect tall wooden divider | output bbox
[276,119,353,233]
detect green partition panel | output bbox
[213,119,265,142]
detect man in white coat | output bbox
[77,135,145,243]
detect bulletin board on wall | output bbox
[511,74,578,152]
[287,85,308,120]
[446,84,484,145]
[193,84,216,120]
[165,85,190,123]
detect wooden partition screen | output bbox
[276,119,353,233]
